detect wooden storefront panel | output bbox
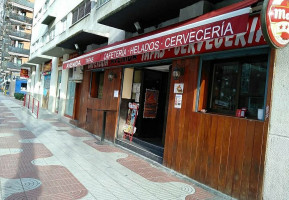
[77,67,122,141]
[163,56,270,199]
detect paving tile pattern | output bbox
[0,95,228,200]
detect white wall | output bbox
[48,57,58,112]
[263,46,289,199]
[58,54,69,117]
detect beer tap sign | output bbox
[262,0,289,48]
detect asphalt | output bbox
[0,93,232,200]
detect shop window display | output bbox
[202,55,268,119]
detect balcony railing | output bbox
[8,30,31,40]
[10,0,34,10]
[8,46,30,56]
[3,61,22,69]
[8,12,33,24]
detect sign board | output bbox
[86,16,266,70]
[63,8,252,69]
[262,0,289,48]
[175,94,183,109]
[20,69,29,78]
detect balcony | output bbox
[3,61,22,70]
[8,46,30,57]
[10,0,34,10]
[8,12,33,25]
[8,30,31,41]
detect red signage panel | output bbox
[20,69,29,78]
[63,8,252,69]
[87,16,267,70]
[262,0,289,48]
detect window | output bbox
[21,83,27,91]
[96,0,109,8]
[72,0,91,24]
[18,43,24,48]
[16,58,22,64]
[90,71,104,98]
[201,55,268,119]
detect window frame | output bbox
[89,70,104,99]
[196,49,271,121]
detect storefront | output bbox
[62,2,273,198]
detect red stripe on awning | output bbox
[63,0,258,69]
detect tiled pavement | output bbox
[0,94,231,200]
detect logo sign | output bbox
[262,0,289,48]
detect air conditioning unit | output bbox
[72,66,83,82]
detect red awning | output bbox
[63,0,259,69]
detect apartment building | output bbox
[0,0,34,95]
[28,0,289,199]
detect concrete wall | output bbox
[263,46,289,199]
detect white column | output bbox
[263,46,289,199]
[34,64,41,100]
[58,54,69,117]
[48,57,58,112]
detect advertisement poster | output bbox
[174,94,182,109]
[174,83,184,93]
[123,103,139,134]
[143,89,159,118]
[20,69,29,78]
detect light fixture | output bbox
[108,71,117,81]
[134,21,144,34]
[172,66,184,80]
[74,43,79,50]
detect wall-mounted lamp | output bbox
[172,66,184,80]
[108,71,117,81]
[134,21,144,34]
[74,43,79,50]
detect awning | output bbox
[63,0,258,70]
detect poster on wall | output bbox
[174,94,183,109]
[20,69,29,78]
[123,103,139,134]
[174,83,184,93]
[143,89,159,118]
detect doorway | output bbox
[120,65,170,148]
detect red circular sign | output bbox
[262,0,289,48]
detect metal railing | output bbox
[8,46,30,56]
[23,94,40,118]
[8,30,31,40]
[8,12,33,24]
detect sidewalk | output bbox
[0,94,231,200]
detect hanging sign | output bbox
[261,0,289,48]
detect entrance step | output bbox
[115,138,164,164]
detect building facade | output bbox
[0,0,34,95]
[28,0,289,199]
